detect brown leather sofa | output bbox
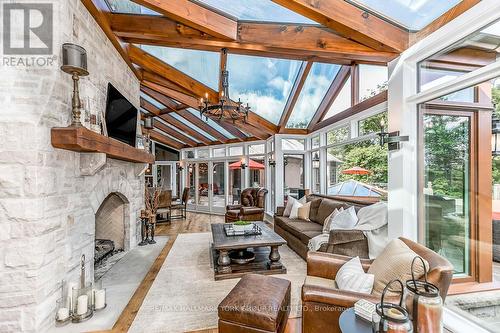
[225,187,268,222]
[274,194,375,260]
[301,237,454,333]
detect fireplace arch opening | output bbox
[94,192,129,266]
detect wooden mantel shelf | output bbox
[51,127,155,164]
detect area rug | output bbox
[129,232,307,333]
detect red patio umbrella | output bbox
[341,166,371,175]
[229,159,265,170]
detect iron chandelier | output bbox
[199,49,250,124]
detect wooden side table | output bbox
[339,308,372,333]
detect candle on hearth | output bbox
[57,307,70,321]
[76,295,88,315]
[94,289,106,310]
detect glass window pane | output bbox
[213,147,225,157]
[312,150,320,193]
[229,146,243,156]
[287,63,341,128]
[187,109,235,139]
[212,162,225,207]
[194,0,316,24]
[422,112,471,276]
[325,76,351,119]
[312,136,320,149]
[141,45,220,90]
[227,54,302,124]
[170,113,216,141]
[197,149,209,158]
[358,112,387,137]
[359,65,388,102]
[284,154,304,199]
[106,0,161,15]
[419,18,500,92]
[249,156,265,187]
[248,144,265,155]
[197,163,209,206]
[185,150,195,159]
[282,138,305,151]
[187,163,196,203]
[229,160,242,204]
[351,0,460,30]
[327,125,350,145]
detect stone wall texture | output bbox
[0,1,143,331]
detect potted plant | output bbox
[233,220,253,232]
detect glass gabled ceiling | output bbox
[227,54,302,124]
[141,45,220,90]
[169,113,217,142]
[286,63,341,129]
[156,117,201,143]
[192,0,316,24]
[349,0,461,31]
[105,0,161,15]
[187,109,236,139]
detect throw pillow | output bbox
[330,206,358,230]
[298,195,307,204]
[356,202,388,229]
[241,194,254,207]
[322,207,343,233]
[298,201,311,220]
[289,200,303,219]
[368,238,429,295]
[283,197,296,217]
[335,257,374,294]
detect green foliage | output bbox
[492,85,500,117]
[493,156,500,185]
[358,112,388,136]
[234,220,251,226]
[335,142,388,186]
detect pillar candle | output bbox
[57,307,69,321]
[76,295,88,315]
[94,289,106,310]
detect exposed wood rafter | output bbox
[147,127,186,150]
[110,14,398,64]
[176,109,232,143]
[308,65,351,131]
[130,0,237,40]
[270,0,409,52]
[142,80,200,108]
[278,61,313,133]
[152,118,198,147]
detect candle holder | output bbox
[93,279,107,311]
[55,298,71,326]
[71,283,94,323]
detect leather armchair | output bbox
[302,237,453,333]
[225,187,268,222]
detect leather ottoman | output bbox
[218,274,291,333]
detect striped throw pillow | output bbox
[335,257,374,294]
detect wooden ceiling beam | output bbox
[140,70,197,97]
[176,109,230,143]
[141,86,178,112]
[270,0,408,52]
[146,127,185,150]
[130,0,237,40]
[141,98,215,145]
[81,0,140,78]
[152,119,198,147]
[110,14,398,63]
[142,80,200,108]
[278,61,312,133]
[308,66,351,131]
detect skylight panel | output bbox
[324,76,351,120]
[227,54,302,125]
[348,0,461,30]
[140,45,220,90]
[169,113,217,142]
[286,63,341,129]
[105,0,161,15]
[192,0,316,24]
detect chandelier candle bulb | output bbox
[94,289,106,310]
[76,295,88,315]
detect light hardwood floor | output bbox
[92,212,301,333]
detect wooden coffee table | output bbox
[211,222,287,280]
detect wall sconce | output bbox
[492,115,500,156]
[312,152,320,168]
[268,159,276,167]
[61,43,89,127]
[143,117,154,151]
[377,118,409,151]
[178,165,184,172]
[240,161,247,169]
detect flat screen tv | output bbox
[105,83,138,147]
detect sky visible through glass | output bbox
[193,0,316,24]
[141,45,220,90]
[106,0,161,15]
[287,63,341,128]
[227,54,302,124]
[352,0,461,30]
[325,76,351,120]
